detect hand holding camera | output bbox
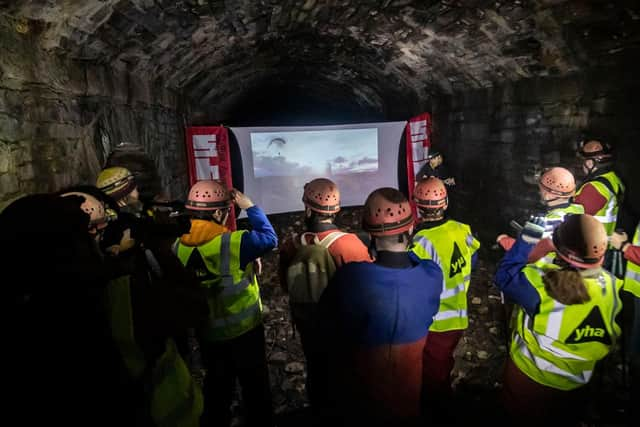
[521,216,546,244]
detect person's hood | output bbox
[180,219,228,246]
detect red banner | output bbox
[405,113,432,215]
[185,126,236,230]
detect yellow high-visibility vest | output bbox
[410,220,480,331]
[576,171,625,236]
[176,231,262,341]
[623,224,640,298]
[511,264,622,390]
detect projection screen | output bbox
[230,121,407,216]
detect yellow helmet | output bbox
[96,167,136,201]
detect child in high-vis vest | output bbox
[495,214,623,426]
[611,223,640,419]
[319,187,442,427]
[574,140,625,271]
[408,177,480,416]
[496,167,584,265]
[175,180,277,427]
[278,178,371,410]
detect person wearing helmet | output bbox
[416,150,456,189]
[59,190,111,239]
[2,192,134,426]
[96,166,140,211]
[408,177,480,415]
[611,222,640,414]
[278,177,372,411]
[575,140,626,272]
[174,180,277,427]
[95,166,148,256]
[58,184,208,426]
[495,214,623,425]
[496,167,584,265]
[611,223,640,299]
[317,187,442,426]
[574,140,625,238]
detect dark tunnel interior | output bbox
[209,82,388,127]
[1,1,640,426]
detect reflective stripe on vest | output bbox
[106,275,147,379]
[576,171,624,236]
[513,333,593,385]
[534,203,585,267]
[150,338,204,427]
[175,231,262,341]
[512,265,622,390]
[624,224,640,298]
[411,220,480,332]
[541,203,585,238]
[434,309,467,322]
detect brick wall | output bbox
[0,15,189,210]
[432,68,640,243]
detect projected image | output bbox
[251,128,378,178]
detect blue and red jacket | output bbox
[494,237,541,316]
[319,251,442,419]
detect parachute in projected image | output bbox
[235,121,408,215]
[267,137,286,156]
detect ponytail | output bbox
[543,269,591,305]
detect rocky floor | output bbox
[196,207,633,426]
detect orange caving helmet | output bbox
[538,167,576,199]
[60,191,108,233]
[362,187,414,237]
[578,140,612,160]
[185,180,232,211]
[302,178,340,214]
[552,214,607,269]
[414,177,448,209]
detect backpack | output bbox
[286,231,346,323]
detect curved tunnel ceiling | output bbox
[5,0,640,117]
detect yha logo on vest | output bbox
[566,306,612,345]
[187,250,216,282]
[449,241,466,277]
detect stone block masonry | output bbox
[0,15,189,210]
[432,70,640,244]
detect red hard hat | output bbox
[414,177,448,209]
[302,178,340,214]
[538,167,576,198]
[185,180,232,211]
[362,188,414,237]
[552,214,607,269]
